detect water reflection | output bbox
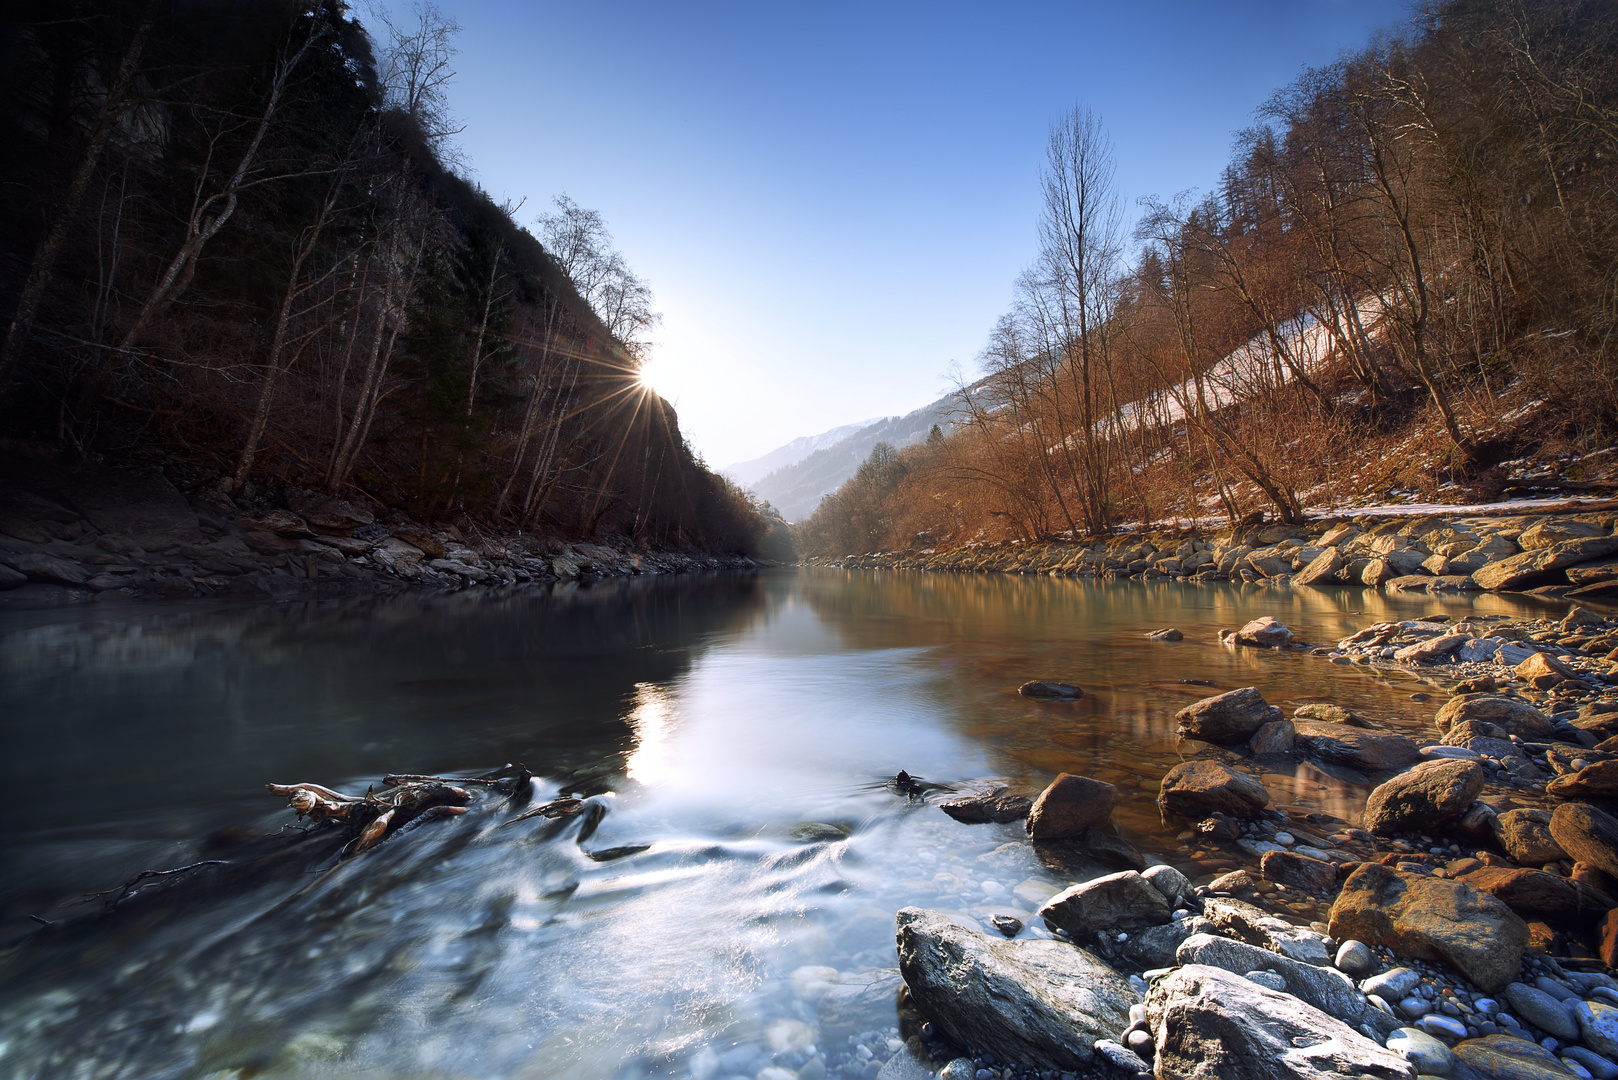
[0,568,1551,1079]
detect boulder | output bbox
[1120,916,1213,969]
[1363,759,1485,836]
[1142,863,1191,905]
[1249,719,1297,755]
[1292,722,1419,771]
[1493,809,1568,865]
[1037,870,1172,938]
[1146,627,1183,641]
[286,491,375,534]
[1550,803,1618,880]
[1235,616,1294,647]
[1435,695,1556,740]
[1176,687,1283,743]
[894,907,1135,1071]
[1393,633,1471,663]
[1174,932,1367,1020]
[1158,760,1270,819]
[1517,651,1579,690]
[1568,559,1618,587]
[249,509,313,538]
[4,553,91,585]
[1293,547,1345,587]
[1573,999,1618,1059]
[1144,965,1412,1080]
[1201,897,1334,966]
[1569,580,1618,601]
[940,791,1033,825]
[1328,862,1527,991]
[1459,866,1614,925]
[1018,680,1082,699]
[1520,520,1609,550]
[1473,536,1618,591]
[1549,760,1618,801]
[1261,850,1339,894]
[1454,1033,1584,1079]
[1023,774,1116,839]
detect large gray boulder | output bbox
[1176,687,1284,743]
[1145,965,1413,1079]
[1175,932,1367,1020]
[894,908,1136,1071]
[1037,870,1172,938]
[1363,758,1485,836]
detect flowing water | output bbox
[0,568,1554,1080]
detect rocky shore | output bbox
[873,605,1618,1080]
[814,508,1618,602]
[0,461,757,607]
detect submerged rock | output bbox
[939,790,1032,825]
[1018,680,1083,699]
[894,907,1135,1071]
[1144,965,1411,1079]
[1292,722,1419,771]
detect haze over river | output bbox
[0,569,1551,1079]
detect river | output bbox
[0,568,1553,1079]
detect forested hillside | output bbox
[0,1,769,554]
[803,0,1618,557]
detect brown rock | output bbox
[1492,809,1568,865]
[1023,774,1115,839]
[1574,862,1618,893]
[1291,722,1419,771]
[1248,719,1296,755]
[1525,920,1555,954]
[1454,1033,1571,1076]
[1434,695,1556,739]
[1550,802,1618,880]
[1292,547,1344,587]
[1458,866,1614,925]
[1327,862,1527,991]
[1018,680,1083,700]
[1473,535,1618,590]
[941,791,1033,825]
[1517,650,1577,689]
[1260,850,1338,895]
[1234,616,1293,647]
[1175,687,1283,743]
[1158,760,1270,819]
[1363,758,1486,836]
[1601,907,1618,967]
[1549,760,1618,801]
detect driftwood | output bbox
[75,860,230,909]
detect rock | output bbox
[989,914,1022,937]
[1386,1027,1455,1074]
[894,907,1135,1071]
[250,509,313,538]
[1328,862,1527,991]
[1455,800,1502,847]
[1394,633,1473,664]
[1176,686,1284,743]
[1245,968,1288,991]
[286,491,374,534]
[1362,968,1422,1000]
[1576,1000,1618,1060]
[1093,1039,1150,1073]
[241,529,299,556]
[3,553,91,585]
[1200,896,1333,965]
[1435,695,1557,740]
[1037,826,1146,872]
[1037,870,1172,937]
[1159,760,1270,818]
[1147,627,1183,641]
[1550,761,1618,801]
[1422,744,1482,760]
[1294,703,1375,727]
[1454,1033,1579,1079]
[1415,1013,1469,1041]
[1363,759,1485,836]
[1120,916,1213,969]
[1018,680,1082,699]
[1292,722,1420,771]
[1235,616,1294,647]
[1261,849,1339,894]
[1519,651,1579,689]
[1521,520,1610,550]
[1023,774,1116,838]
[1568,1046,1618,1080]
[1294,547,1346,587]
[1567,580,1618,601]
[815,969,904,1037]
[1495,809,1570,865]
[941,791,1033,825]
[1569,561,1618,586]
[1250,718,1297,754]
[1144,965,1411,1079]
[873,1038,935,1080]
[1142,863,1191,905]
[1503,982,1581,1040]
[1551,803,1618,880]
[1175,933,1366,1019]
[0,562,25,590]
[1474,537,1618,591]
[1336,939,1375,977]
[59,466,203,549]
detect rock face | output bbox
[1434,695,1556,740]
[1550,802,1618,880]
[1493,808,1568,865]
[1362,759,1485,836]
[1144,965,1412,1080]
[1037,870,1172,938]
[894,908,1136,1071]
[1291,722,1419,771]
[940,791,1032,824]
[1176,687,1284,743]
[1023,774,1116,839]
[1235,616,1294,647]
[1174,933,1365,1019]
[1158,760,1270,818]
[1328,863,1527,992]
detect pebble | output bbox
[1400,996,1433,1020]
[939,1060,975,1080]
[1475,998,1500,1016]
[1385,1027,1455,1074]
[1126,1029,1154,1058]
[1505,982,1582,1041]
[1363,968,1422,1000]
[1565,1059,1598,1079]
[1274,832,1295,846]
[1335,939,1375,978]
[1415,1014,1469,1041]
[1565,1046,1618,1079]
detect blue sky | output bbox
[415,1,1410,467]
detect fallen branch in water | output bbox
[267,777,472,858]
[75,860,230,909]
[501,796,584,827]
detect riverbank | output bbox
[812,506,1618,605]
[883,602,1618,1079]
[0,457,758,609]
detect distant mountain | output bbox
[744,392,963,522]
[721,418,882,489]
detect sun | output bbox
[636,356,676,401]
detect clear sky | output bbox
[415,1,1411,468]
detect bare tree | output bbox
[370,1,463,143]
[535,195,661,357]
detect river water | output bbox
[0,568,1551,1080]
